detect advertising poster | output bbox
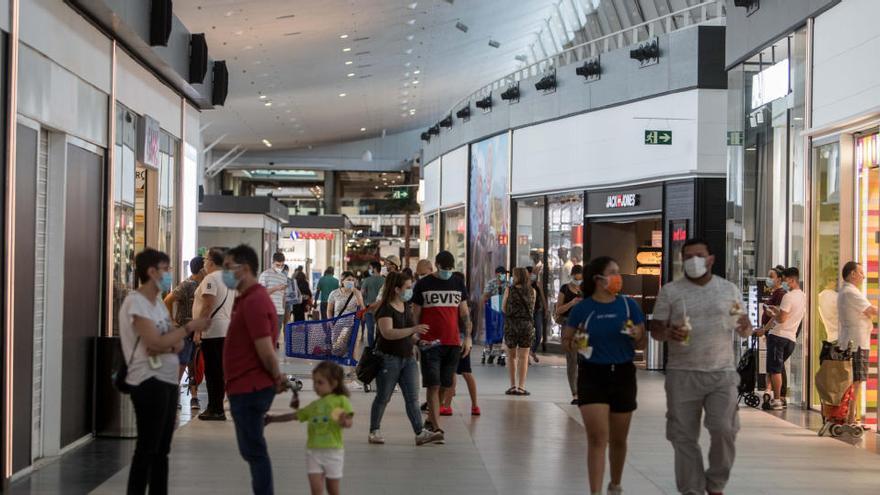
[468,133,510,339]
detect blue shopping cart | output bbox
[480,301,507,366]
[283,312,362,390]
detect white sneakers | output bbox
[415,429,444,446]
[770,399,785,410]
[607,483,623,495]
[368,431,385,444]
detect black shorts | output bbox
[577,361,637,413]
[420,345,462,388]
[766,334,795,374]
[853,348,870,382]
[456,352,472,375]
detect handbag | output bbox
[113,337,140,394]
[356,346,384,384]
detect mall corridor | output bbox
[10,354,878,495]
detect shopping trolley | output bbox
[737,335,761,408]
[816,341,863,438]
[283,312,362,391]
[481,301,506,366]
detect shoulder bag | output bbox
[113,336,140,394]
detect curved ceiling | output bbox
[175,0,557,150]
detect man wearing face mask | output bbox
[361,261,386,348]
[651,238,753,495]
[757,267,805,410]
[414,259,434,281]
[192,247,236,421]
[259,253,291,344]
[411,251,472,438]
[482,266,510,311]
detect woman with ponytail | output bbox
[562,256,646,495]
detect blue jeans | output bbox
[364,312,376,348]
[370,353,422,434]
[532,310,545,353]
[229,387,276,495]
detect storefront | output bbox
[198,195,288,271]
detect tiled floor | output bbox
[12,350,880,494]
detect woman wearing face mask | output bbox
[555,264,585,404]
[367,272,445,446]
[562,257,645,495]
[327,271,365,319]
[502,267,536,395]
[527,266,548,363]
[761,265,787,328]
[120,249,209,494]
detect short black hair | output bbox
[494,266,508,274]
[272,252,286,263]
[570,264,583,276]
[227,244,259,276]
[207,247,226,266]
[783,267,799,279]
[682,237,713,256]
[842,261,860,281]
[324,267,335,276]
[189,256,204,275]
[370,260,382,271]
[135,248,170,284]
[435,250,455,270]
[341,271,355,280]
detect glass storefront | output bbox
[547,192,584,342]
[157,132,177,261]
[422,213,438,262]
[514,197,546,275]
[113,104,137,323]
[441,207,467,273]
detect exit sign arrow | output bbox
[644,130,672,145]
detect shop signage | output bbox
[644,130,672,145]
[498,233,509,245]
[672,226,687,242]
[392,188,410,199]
[727,131,744,146]
[137,114,161,170]
[605,193,640,209]
[290,231,335,241]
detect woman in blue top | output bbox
[562,256,645,495]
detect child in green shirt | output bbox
[266,362,353,495]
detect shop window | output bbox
[547,192,583,342]
[441,207,466,273]
[856,133,880,425]
[422,213,438,261]
[514,197,546,276]
[157,132,177,266]
[112,103,137,330]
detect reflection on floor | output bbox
[10,350,880,494]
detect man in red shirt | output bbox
[412,251,472,440]
[222,244,285,495]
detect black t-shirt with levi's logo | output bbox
[411,274,469,345]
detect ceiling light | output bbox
[439,116,453,128]
[407,19,416,25]
[455,21,468,33]
[488,40,500,48]
[535,73,557,91]
[409,109,416,114]
[407,2,418,9]
[404,62,411,67]
[347,73,355,77]
[402,90,409,95]
[262,139,272,147]
[340,34,349,39]
[401,100,408,104]
[345,60,353,65]
[264,101,273,107]
[224,10,235,17]
[339,93,347,97]
[413,69,421,74]
[413,80,420,85]
[360,127,367,132]
[476,95,493,110]
[404,72,410,77]
[404,48,413,54]
[501,86,519,101]
[259,95,267,99]
[234,30,243,36]
[456,105,471,119]
[404,82,410,87]
[343,47,351,52]
[406,34,414,41]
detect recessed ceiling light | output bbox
[402,90,409,95]
[339,93,347,97]
[410,109,416,114]
[401,100,408,104]
[345,60,353,65]
[413,80,420,85]
[343,47,351,52]
[404,48,413,54]
[360,127,366,132]
[404,82,410,87]
[408,2,418,9]
[262,139,272,147]
[347,73,355,77]
[406,34,415,41]
[264,101,272,106]
[404,62,412,67]
[224,10,235,17]
[259,95,267,99]
[234,30,243,36]
[404,72,410,77]
[407,19,416,25]
[340,34,349,39]
[414,69,421,74]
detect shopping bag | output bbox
[815,359,853,406]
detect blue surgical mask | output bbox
[159,272,173,292]
[402,288,414,302]
[498,274,507,282]
[344,281,355,290]
[438,270,453,280]
[782,282,791,291]
[222,270,239,290]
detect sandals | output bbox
[507,387,531,396]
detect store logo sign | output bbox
[672,227,687,242]
[291,231,335,241]
[605,193,640,209]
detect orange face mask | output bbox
[601,274,623,295]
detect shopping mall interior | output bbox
[2,0,880,493]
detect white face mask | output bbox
[684,256,708,279]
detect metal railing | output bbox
[444,0,725,117]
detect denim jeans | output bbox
[532,309,545,353]
[363,312,376,348]
[369,353,422,434]
[229,387,277,495]
[127,378,178,495]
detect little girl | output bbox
[266,362,353,495]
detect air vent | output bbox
[358,74,372,79]
[353,36,370,42]
[357,64,373,69]
[284,32,302,36]
[355,51,371,56]
[276,14,296,19]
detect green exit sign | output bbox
[392,189,410,199]
[644,130,672,145]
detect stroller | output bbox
[481,300,507,366]
[737,335,761,408]
[815,341,863,438]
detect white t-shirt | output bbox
[192,270,235,339]
[653,275,743,372]
[838,282,873,349]
[817,288,839,342]
[259,268,288,315]
[328,288,360,317]
[771,288,806,342]
[119,291,178,386]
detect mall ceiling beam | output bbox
[204,145,242,177]
[206,148,247,178]
[201,133,228,157]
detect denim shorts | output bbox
[177,336,195,365]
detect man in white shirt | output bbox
[837,261,878,427]
[759,267,806,410]
[259,252,290,341]
[193,247,236,421]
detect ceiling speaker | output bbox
[150,0,173,46]
[212,61,229,106]
[189,34,208,83]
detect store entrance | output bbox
[587,216,662,363]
